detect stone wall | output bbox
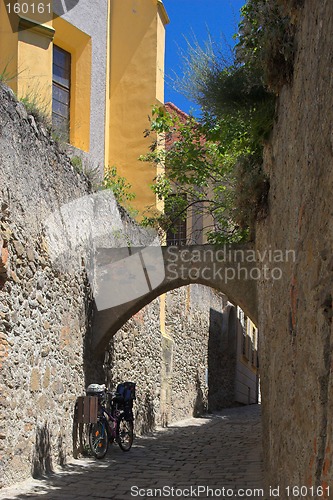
[257,0,333,492]
[209,304,238,410]
[0,83,244,487]
[104,298,162,434]
[105,285,238,431]
[0,84,95,487]
[164,286,230,421]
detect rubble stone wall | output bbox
[0,85,93,486]
[0,85,237,487]
[105,285,235,431]
[257,0,333,491]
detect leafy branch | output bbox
[101,166,138,218]
[140,0,302,243]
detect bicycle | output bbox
[86,383,135,459]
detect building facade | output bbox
[0,0,169,213]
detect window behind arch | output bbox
[166,216,187,246]
[166,194,187,246]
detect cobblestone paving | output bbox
[0,405,264,500]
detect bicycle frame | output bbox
[101,406,118,439]
[87,386,134,457]
[97,399,121,441]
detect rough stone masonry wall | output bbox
[164,286,231,422]
[0,85,93,487]
[258,0,333,493]
[0,83,238,487]
[104,297,162,434]
[105,285,232,432]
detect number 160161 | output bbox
[6,3,51,15]
[286,486,330,497]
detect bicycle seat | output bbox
[86,383,106,395]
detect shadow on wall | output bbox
[57,434,66,467]
[138,392,155,434]
[32,423,53,478]
[193,371,206,417]
[208,307,237,411]
[72,419,90,460]
[0,202,9,289]
[69,278,106,460]
[207,308,224,411]
[82,285,105,387]
[103,338,115,390]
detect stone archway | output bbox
[91,244,259,352]
[102,282,255,430]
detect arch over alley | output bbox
[92,243,260,352]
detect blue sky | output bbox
[163,0,246,115]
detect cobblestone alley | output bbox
[0,405,263,500]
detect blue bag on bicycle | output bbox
[116,382,136,402]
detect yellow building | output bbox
[0,0,169,213]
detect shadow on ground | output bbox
[0,406,263,500]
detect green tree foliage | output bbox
[102,166,138,218]
[235,0,299,92]
[142,0,300,243]
[141,105,268,243]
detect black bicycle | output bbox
[86,382,135,458]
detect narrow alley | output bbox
[0,405,263,500]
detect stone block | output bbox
[10,271,20,283]
[15,102,28,121]
[1,247,8,266]
[26,247,35,262]
[13,241,25,257]
[30,368,40,392]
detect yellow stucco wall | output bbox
[104,0,112,168]
[156,1,167,104]
[0,7,91,152]
[108,0,169,215]
[17,26,53,116]
[0,9,54,114]
[0,6,19,93]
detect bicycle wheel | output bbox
[116,416,134,452]
[89,421,109,458]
